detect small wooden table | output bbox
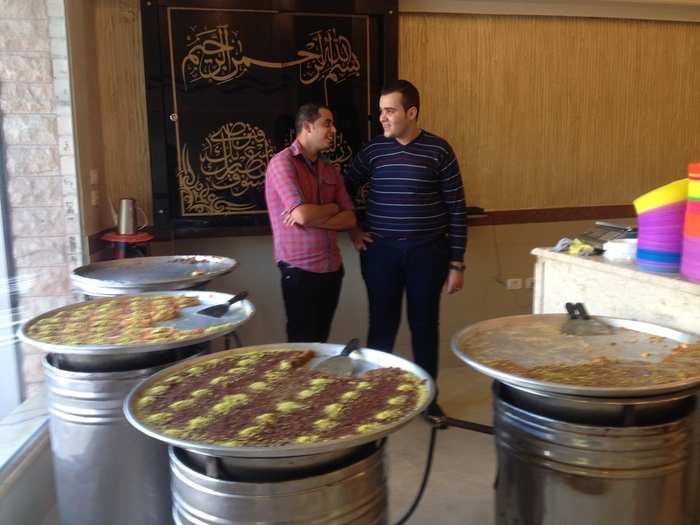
[101,231,154,259]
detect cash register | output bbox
[578,221,637,251]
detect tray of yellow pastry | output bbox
[452,314,700,397]
[123,343,435,457]
[19,290,255,355]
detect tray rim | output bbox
[18,290,254,356]
[70,255,238,291]
[72,282,206,296]
[451,313,700,398]
[123,343,436,458]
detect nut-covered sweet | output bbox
[133,349,427,447]
[27,295,235,346]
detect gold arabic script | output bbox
[178,144,257,216]
[181,25,361,98]
[200,122,273,197]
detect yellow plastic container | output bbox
[633,179,688,214]
[688,179,700,200]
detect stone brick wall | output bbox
[0,0,83,398]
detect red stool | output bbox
[101,231,154,259]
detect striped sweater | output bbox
[345,130,467,262]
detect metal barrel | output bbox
[170,442,388,525]
[493,383,696,525]
[43,351,200,525]
[693,393,700,525]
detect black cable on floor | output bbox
[392,414,493,524]
[393,425,439,525]
[443,416,494,435]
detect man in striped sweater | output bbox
[346,80,467,415]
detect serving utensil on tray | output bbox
[561,302,614,336]
[197,291,248,318]
[311,338,361,376]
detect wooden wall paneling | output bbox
[65,0,108,235]
[399,14,700,211]
[399,0,700,23]
[74,7,700,228]
[94,0,153,223]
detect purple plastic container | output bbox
[637,240,683,252]
[636,200,687,273]
[637,201,687,224]
[681,235,700,281]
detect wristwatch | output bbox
[449,263,465,272]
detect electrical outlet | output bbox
[525,277,535,289]
[90,189,99,206]
[89,168,98,186]
[506,278,522,290]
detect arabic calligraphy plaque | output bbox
[165,8,371,228]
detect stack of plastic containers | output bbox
[633,178,687,273]
[681,163,700,282]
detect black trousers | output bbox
[360,235,450,380]
[279,262,344,343]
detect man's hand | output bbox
[444,267,464,294]
[350,227,373,251]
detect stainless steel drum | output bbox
[124,343,434,524]
[43,351,201,525]
[170,443,387,525]
[693,403,700,525]
[493,383,696,525]
[70,255,237,297]
[21,291,256,525]
[452,315,700,525]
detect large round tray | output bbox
[18,290,255,356]
[123,343,435,458]
[451,314,700,398]
[70,255,237,296]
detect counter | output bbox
[531,247,700,335]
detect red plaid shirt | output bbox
[265,141,354,273]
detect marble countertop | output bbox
[531,247,700,295]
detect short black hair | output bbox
[295,103,331,134]
[381,80,420,118]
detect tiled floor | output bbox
[387,365,496,524]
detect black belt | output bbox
[371,231,446,242]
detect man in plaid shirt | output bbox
[265,103,356,342]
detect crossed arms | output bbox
[285,203,356,231]
[267,155,356,232]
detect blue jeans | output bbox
[360,234,450,380]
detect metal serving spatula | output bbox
[311,338,361,376]
[561,302,614,336]
[197,291,248,318]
